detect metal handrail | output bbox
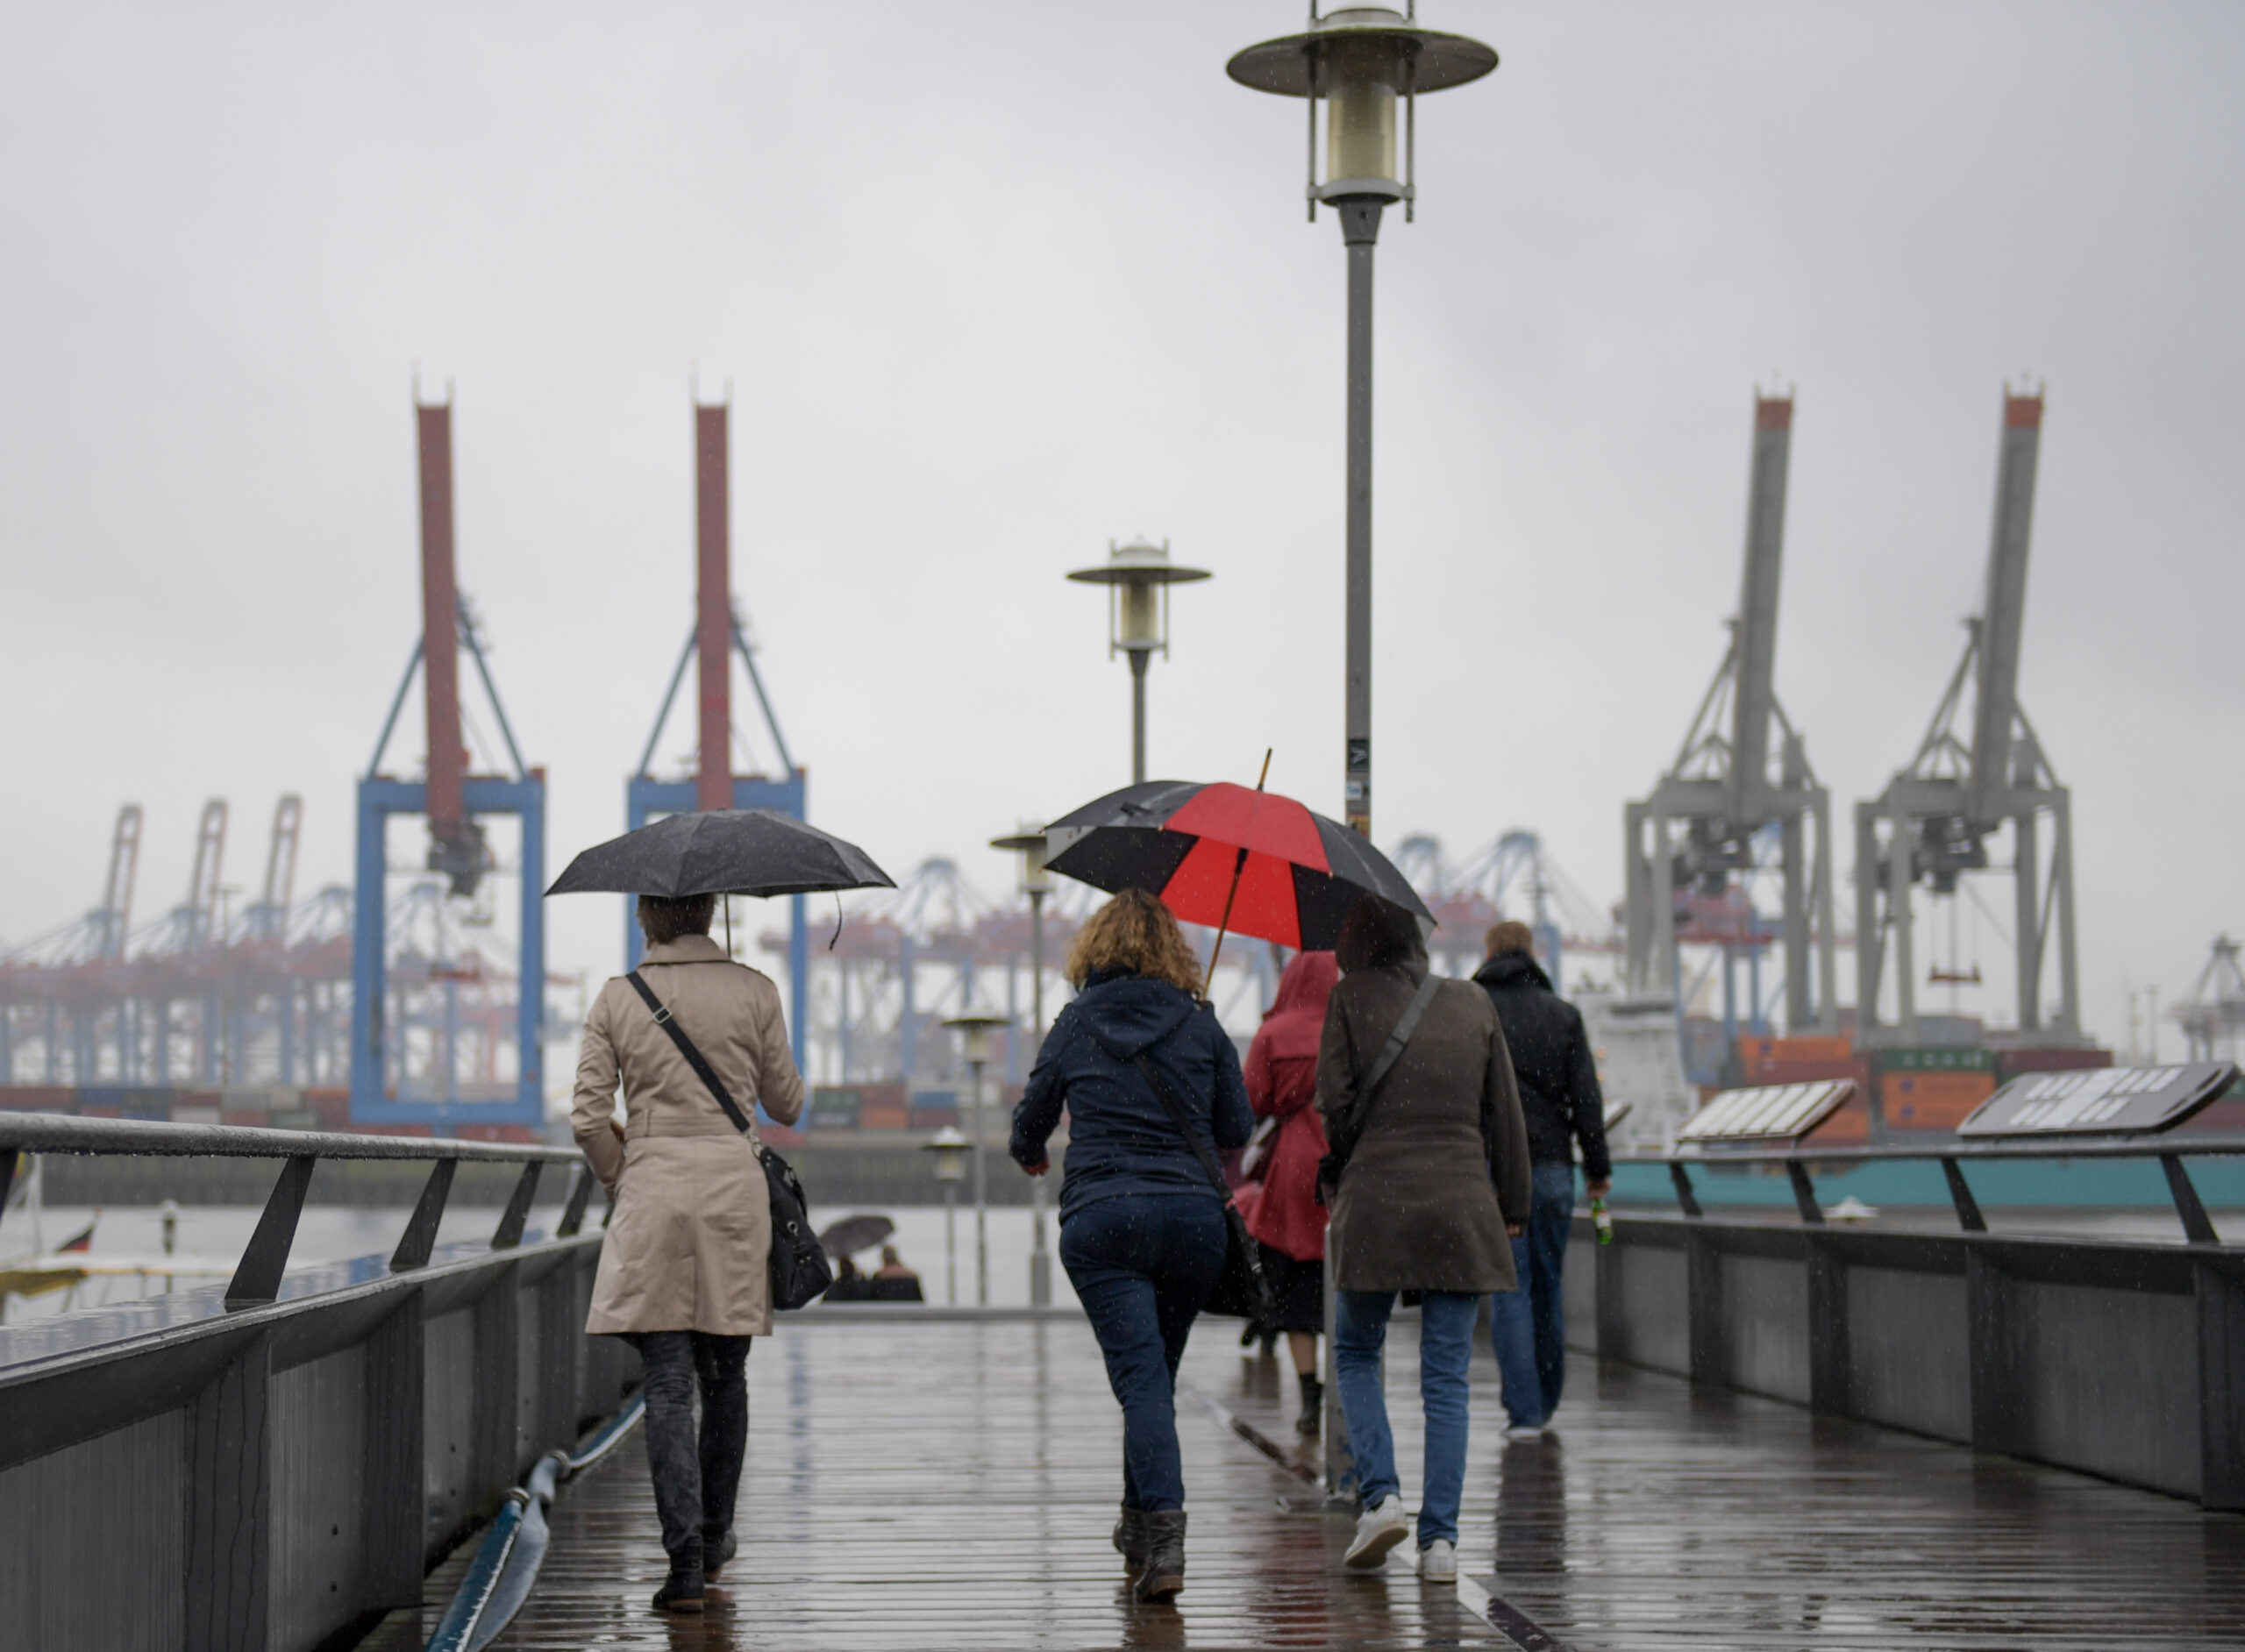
[0,1111,574,1163]
[0,1111,599,1309]
[1612,1133,2245,1244]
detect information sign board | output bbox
[1678,1079,1857,1144]
[1957,1061,2240,1137]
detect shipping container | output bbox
[172,1106,222,1126]
[456,1124,536,1143]
[909,1103,960,1131]
[859,1105,909,1131]
[1810,1090,1871,1143]
[858,1081,907,1113]
[1992,1046,2113,1085]
[0,1087,75,1112]
[808,1087,862,1130]
[1879,1070,1995,1131]
[1738,1034,1853,1077]
[1871,1046,1996,1075]
[270,1108,319,1130]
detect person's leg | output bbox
[689,1332,752,1564]
[1062,1200,1187,1512]
[1286,1331,1318,1378]
[1528,1163,1577,1419]
[1487,1226,1543,1428]
[1415,1292,1479,1549]
[624,1332,705,1586]
[1330,1288,1398,1511]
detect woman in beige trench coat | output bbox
[571,893,805,1614]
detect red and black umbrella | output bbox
[1044,780,1432,951]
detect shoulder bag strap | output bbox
[1130,1049,1233,1200]
[625,969,754,1139]
[1324,968,1445,1170]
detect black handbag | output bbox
[625,970,835,1312]
[1315,970,1443,1207]
[1130,1052,1274,1326]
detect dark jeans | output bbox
[624,1331,752,1577]
[1059,1193,1228,1512]
[1489,1161,1578,1427]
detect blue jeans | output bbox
[1332,1288,1479,1548]
[1059,1193,1228,1512]
[1489,1161,1578,1428]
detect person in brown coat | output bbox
[1319,897,1530,1584]
[570,893,806,1614]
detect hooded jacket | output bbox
[1009,968,1254,1223]
[1242,951,1339,1262]
[1472,950,1611,1180]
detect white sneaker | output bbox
[1343,1498,1411,1570]
[1417,1539,1457,1583]
[1503,1422,1544,1441]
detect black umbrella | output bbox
[817,1214,896,1260]
[545,809,895,901]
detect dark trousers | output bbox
[1489,1161,1578,1427]
[624,1331,752,1577]
[1059,1193,1227,1512]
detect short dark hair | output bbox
[637,893,717,947]
[1485,920,1536,959]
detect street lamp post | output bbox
[992,824,1054,1305]
[1067,539,1211,785]
[1229,2,1496,1501]
[1228,4,1497,837]
[944,1008,1009,1306]
[920,1125,971,1304]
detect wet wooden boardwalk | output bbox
[385,1314,2244,1650]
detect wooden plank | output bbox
[389,1317,2243,1649]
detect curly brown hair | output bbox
[1065,887,1203,995]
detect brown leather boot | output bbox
[1134,1510,1187,1602]
[1113,1505,1149,1573]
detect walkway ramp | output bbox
[377,1316,2244,1650]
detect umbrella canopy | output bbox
[545,809,895,901]
[817,1214,895,1260]
[1044,780,1432,951]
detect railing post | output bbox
[1942,1157,1988,1233]
[556,1165,597,1238]
[1687,1227,1727,1386]
[2162,1155,2221,1246]
[1669,1160,1702,1218]
[227,1156,316,1308]
[361,1292,426,1610]
[2199,1255,2245,1512]
[1786,1161,1824,1225]
[491,1163,543,1250]
[184,1329,274,1652]
[390,1159,457,1271]
[1966,1244,2026,1458]
[536,1260,582,1452]
[1806,1233,1851,1415]
[471,1264,523,1508]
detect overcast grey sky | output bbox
[4,1,2240,1057]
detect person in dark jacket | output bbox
[1011,888,1252,1604]
[1321,898,1531,1584]
[1472,921,1611,1437]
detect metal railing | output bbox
[0,1113,632,1652]
[1636,1132,2245,1243]
[1577,1130,2245,1513]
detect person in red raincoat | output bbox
[1242,949,1341,1436]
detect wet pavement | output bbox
[392,1315,2245,1649]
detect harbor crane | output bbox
[1855,388,2080,1045]
[1624,393,1839,1035]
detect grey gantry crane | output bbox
[1624,392,1840,1036]
[1854,388,2080,1045]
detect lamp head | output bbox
[943,1008,1009,1067]
[991,824,1053,896]
[922,1123,971,1182]
[1067,538,1212,658]
[1227,6,1496,217]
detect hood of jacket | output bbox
[1473,949,1553,994]
[1073,969,1199,1060]
[1258,951,1339,1063]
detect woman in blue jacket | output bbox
[1011,887,1253,1603]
